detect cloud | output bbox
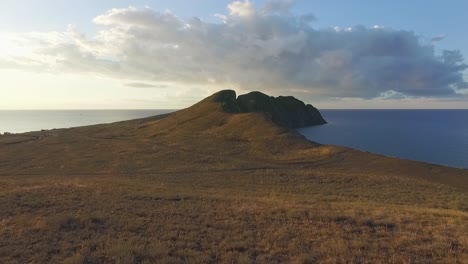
[263,0,295,14]
[378,90,408,100]
[228,0,256,17]
[431,34,447,43]
[125,82,168,88]
[0,1,467,100]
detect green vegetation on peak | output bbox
[237,91,327,128]
[202,89,240,113]
[195,90,327,128]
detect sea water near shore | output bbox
[298,110,468,169]
[1,109,467,168]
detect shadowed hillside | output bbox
[0,90,467,263]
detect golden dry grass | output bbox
[0,91,467,263]
[0,172,467,263]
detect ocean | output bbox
[0,110,173,134]
[298,110,468,169]
[1,109,467,169]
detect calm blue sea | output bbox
[1,109,467,168]
[298,110,468,169]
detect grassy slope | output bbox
[0,91,467,263]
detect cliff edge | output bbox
[206,90,326,128]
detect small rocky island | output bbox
[211,90,327,128]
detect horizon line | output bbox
[1,108,468,111]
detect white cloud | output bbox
[0,1,467,101]
[214,14,228,23]
[228,0,256,17]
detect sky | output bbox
[0,0,467,109]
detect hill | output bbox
[0,90,467,263]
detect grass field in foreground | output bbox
[1,91,467,263]
[1,169,467,263]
